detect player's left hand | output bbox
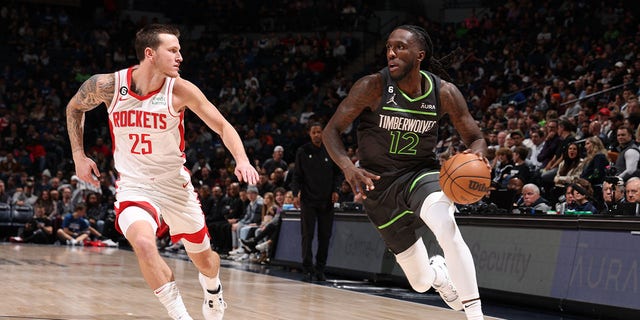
[462,149,491,170]
[73,154,100,187]
[234,161,259,185]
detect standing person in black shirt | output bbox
[323,25,486,319]
[291,122,341,282]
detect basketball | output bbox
[439,153,491,205]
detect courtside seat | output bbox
[11,205,34,227]
[0,203,11,227]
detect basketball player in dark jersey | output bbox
[324,25,487,320]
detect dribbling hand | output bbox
[462,149,491,170]
[344,167,380,199]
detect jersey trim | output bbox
[382,106,437,116]
[398,70,434,102]
[114,200,160,235]
[166,77,180,118]
[126,66,164,100]
[378,210,413,229]
[171,226,209,245]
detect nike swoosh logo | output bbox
[118,96,129,102]
[182,182,188,188]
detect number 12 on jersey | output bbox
[389,131,419,155]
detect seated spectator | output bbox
[10,203,54,244]
[56,186,75,218]
[580,136,610,207]
[621,177,640,216]
[613,125,640,182]
[283,190,297,210]
[192,166,216,189]
[56,203,90,245]
[506,177,524,210]
[256,171,274,194]
[491,147,513,190]
[438,150,452,166]
[270,167,286,189]
[525,128,545,172]
[85,192,106,234]
[554,184,575,215]
[552,142,584,203]
[221,182,245,250]
[273,187,286,210]
[537,120,560,170]
[229,185,262,259]
[11,177,38,207]
[241,191,282,263]
[509,145,532,184]
[0,180,10,204]
[601,177,625,215]
[206,186,231,254]
[337,179,354,203]
[516,183,551,213]
[262,145,287,175]
[569,178,598,214]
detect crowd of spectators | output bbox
[1,0,640,256]
[429,1,640,216]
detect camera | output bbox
[604,164,617,177]
[603,165,620,185]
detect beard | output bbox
[390,59,415,81]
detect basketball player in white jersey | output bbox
[66,24,259,320]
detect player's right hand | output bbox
[343,167,380,199]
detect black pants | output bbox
[300,202,334,273]
[253,222,278,242]
[208,221,232,254]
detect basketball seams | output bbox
[444,158,484,177]
[439,154,490,204]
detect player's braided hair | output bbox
[394,25,461,83]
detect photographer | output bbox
[602,176,625,215]
[10,203,54,244]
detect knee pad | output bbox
[420,191,458,241]
[182,235,211,253]
[420,191,455,221]
[118,206,158,237]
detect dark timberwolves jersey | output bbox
[357,67,441,182]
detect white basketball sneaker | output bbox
[199,273,227,320]
[429,255,464,311]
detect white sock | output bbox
[463,299,484,320]
[154,281,192,320]
[200,272,221,293]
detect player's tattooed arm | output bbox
[67,74,115,155]
[72,74,115,110]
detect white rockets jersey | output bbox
[107,67,185,180]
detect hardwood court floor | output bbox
[0,243,500,320]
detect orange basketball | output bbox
[439,153,491,204]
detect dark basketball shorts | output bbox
[362,169,441,254]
